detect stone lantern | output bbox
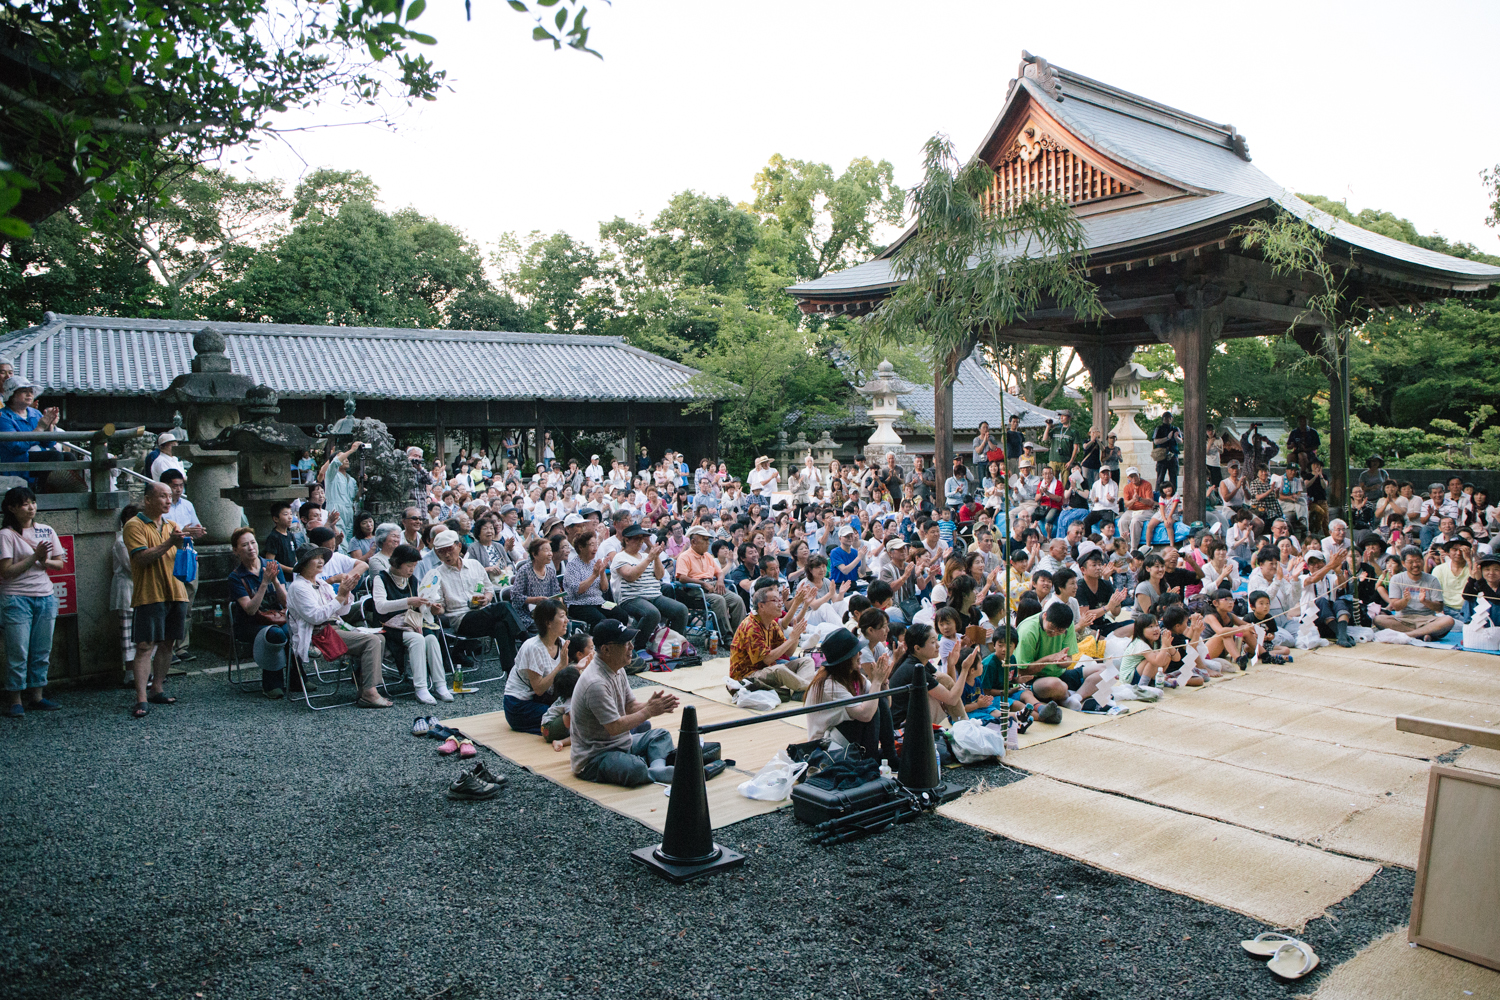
[154,328,255,545]
[813,430,837,473]
[1108,361,1161,485]
[856,359,917,473]
[216,386,317,538]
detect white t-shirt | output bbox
[151,453,186,482]
[610,549,662,602]
[505,634,559,702]
[748,467,779,496]
[585,463,604,482]
[1088,479,1119,512]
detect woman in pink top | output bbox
[0,486,67,715]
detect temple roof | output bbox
[788,53,1500,304]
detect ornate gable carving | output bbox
[983,119,1138,215]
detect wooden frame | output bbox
[1408,764,1500,971]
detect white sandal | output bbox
[1267,940,1320,980]
[1240,931,1298,958]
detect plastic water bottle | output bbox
[708,632,719,655]
[878,759,893,780]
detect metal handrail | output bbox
[0,426,145,442]
[57,441,153,486]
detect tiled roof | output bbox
[788,58,1500,300]
[0,314,704,402]
[813,355,1062,434]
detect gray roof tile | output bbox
[0,314,703,402]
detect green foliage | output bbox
[0,1,600,239]
[495,229,613,336]
[684,294,849,470]
[1299,193,1500,265]
[1348,407,1500,470]
[224,193,489,328]
[1207,336,1325,421]
[1485,165,1500,234]
[0,199,158,329]
[750,154,904,279]
[1354,298,1500,427]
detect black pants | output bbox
[617,596,689,650]
[455,601,523,671]
[1156,456,1179,491]
[1312,596,1352,637]
[837,698,897,766]
[567,604,630,629]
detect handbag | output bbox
[254,609,287,626]
[1151,446,1170,462]
[173,536,198,584]
[310,623,349,660]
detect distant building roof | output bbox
[788,56,1500,303]
[0,313,703,403]
[818,354,1063,435]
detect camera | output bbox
[361,442,372,450]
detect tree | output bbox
[108,166,289,316]
[684,294,849,471]
[1298,194,1500,265]
[750,154,904,280]
[495,230,614,336]
[848,134,1101,478]
[0,198,157,329]
[225,192,489,328]
[0,0,599,242]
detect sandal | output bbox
[1241,932,1299,958]
[132,702,150,719]
[356,696,393,709]
[146,692,177,705]
[1267,940,1319,980]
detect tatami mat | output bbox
[1227,669,1500,727]
[1261,657,1499,707]
[1453,746,1500,775]
[1006,733,1414,862]
[1152,687,1461,758]
[443,690,794,832]
[1309,927,1500,1000]
[939,776,1379,929]
[1307,641,1492,671]
[641,660,813,732]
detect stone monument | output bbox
[217,386,317,538]
[154,328,255,544]
[1108,361,1160,485]
[856,359,917,474]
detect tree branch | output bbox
[0,81,215,138]
[1040,347,1077,406]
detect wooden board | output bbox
[1409,765,1500,971]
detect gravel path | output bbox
[0,656,1414,1000]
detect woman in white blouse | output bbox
[287,545,390,708]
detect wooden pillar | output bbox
[625,403,637,471]
[434,401,445,468]
[534,400,546,474]
[1075,343,1136,439]
[1147,287,1225,523]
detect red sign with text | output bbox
[43,532,76,616]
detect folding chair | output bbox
[288,645,360,711]
[672,580,720,651]
[360,596,413,699]
[223,603,264,693]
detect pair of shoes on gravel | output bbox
[439,736,476,758]
[447,762,506,800]
[414,687,454,705]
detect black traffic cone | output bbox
[630,705,745,883]
[897,671,961,806]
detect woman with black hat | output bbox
[805,627,893,763]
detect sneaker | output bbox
[412,716,431,737]
[414,688,437,706]
[446,770,500,801]
[26,697,60,711]
[469,761,508,788]
[5,703,22,718]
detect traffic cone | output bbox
[897,673,960,805]
[630,705,745,883]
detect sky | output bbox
[236,0,1500,259]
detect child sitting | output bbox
[934,607,985,721]
[1119,613,1180,687]
[543,634,593,749]
[1245,590,1294,664]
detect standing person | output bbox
[0,377,61,488]
[1043,412,1079,476]
[148,433,186,483]
[123,481,206,718]
[1077,427,1103,489]
[0,487,65,716]
[747,455,779,510]
[110,505,139,685]
[321,440,363,550]
[1151,412,1181,491]
[1285,416,1320,476]
[159,469,200,663]
[1205,427,1222,489]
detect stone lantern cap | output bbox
[856,359,918,398]
[211,385,316,456]
[154,328,257,407]
[1112,360,1161,383]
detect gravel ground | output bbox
[0,654,1414,1000]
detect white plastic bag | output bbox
[1462,598,1500,650]
[948,719,1008,763]
[733,687,781,711]
[1373,628,1413,645]
[736,750,807,801]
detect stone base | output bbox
[864,443,915,475]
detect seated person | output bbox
[306,527,367,592]
[1373,545,1455,641]
[610,525,689,650]
[1201,587,1257,670]
[504,599,572,733]
[934,606,988,720]
[1245,590,1293,664]
[1118,613,1180,687]
[888,623,965,729]
[1463,553,1500,627]
[541,663,581,748]
[1014,602,1111,713]
[227,526,290,698]
[569,620,679,787]
[805,627,894,762]
[371,543,451,704]
[728,583,815,691]
[422,529,524,674]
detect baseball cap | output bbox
[838,525,856,537]
[885,538,906,550]
[687,525,713,538]
[622,524,648,539]
[156,431,177,446]
[592,619,638,647]
[1125,466,1139,477]
[432,529,460,550]
[563,513,586,527]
